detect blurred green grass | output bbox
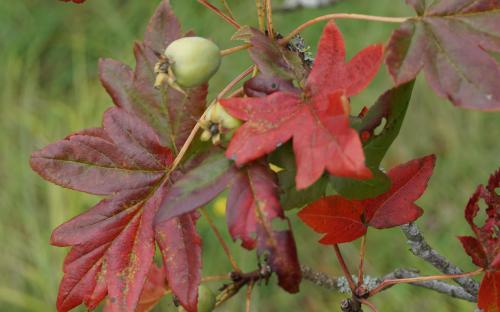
[1,0,499,311]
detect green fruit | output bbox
[177,285,216,312]
[213,102,241,130]
[165,37,221,88]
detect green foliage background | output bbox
[0,0,499,311]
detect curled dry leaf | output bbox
[459,167,500,312]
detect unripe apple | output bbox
[178,285,216,312]
[165,37,221,88]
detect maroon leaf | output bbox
[55,244,107,312]
[154,151,235,224]
[98,1,208,150]
[247,28,307,82]
[132,42,208,151]
[105,182,168,312]
[143,0,182,55]
[226,163,302,293]
[458,236,488,268]
[243,74,298,98]
[32,2,231,311]
[387,1,500,110]
[32,109,228,312]
[51,179,168,312]
[134,264,167,312]
[156,213,202,312]
[31,108,168,196]
[298,155,436,244]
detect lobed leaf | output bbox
[298,155,436,244]
[99,0,208,151]
[223,22,382,189]
[387,1,500,110]
[31,3,230,311]
[30,108,169,196]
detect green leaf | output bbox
[361,80,415,167]
[327,167,391,200]
[269,143,327,210]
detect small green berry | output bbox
[165,37,221,88]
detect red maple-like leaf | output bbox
[458,167,500,312]
[60,0,86,3]
[221,22,383,189]
[298,155,436,244]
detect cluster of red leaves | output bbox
[459,168,500,312]
[31,1,301,311]
[298,155,436,244]
[221,22,383,189]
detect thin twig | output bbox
[277,0,341,11]
[368,268,483,297]
[358,235,367,288]
[333,245,357,292]
[246,281,254,312]
[221,44,252,57]
[256,0,266,31]
[202,274,232,283]
[382,269,477,302]
[220,0,234,18]
[201,207,241,272]
[360,298,379,312]
[400,223,480,296]
[300,265,340,290]
[217,66,254,100]
[265,0,275,39]
[197,0,241,29]
[300,265,478,302]
[280,13,409,44]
